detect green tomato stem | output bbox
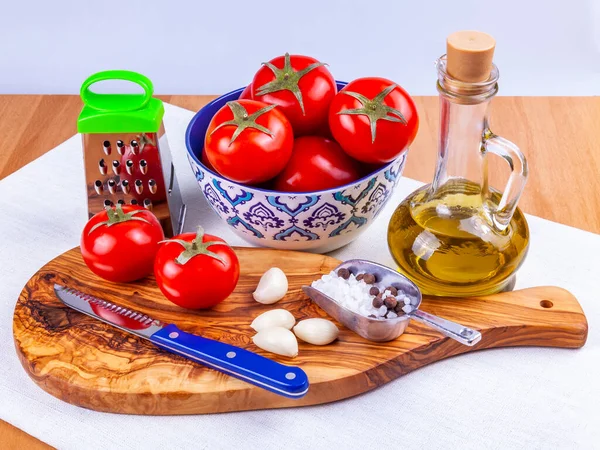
[160,226,230,266]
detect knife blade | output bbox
[54,284,309,399]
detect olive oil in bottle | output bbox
[387,31,530,297]
[388,180,529,296]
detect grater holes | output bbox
[126,159,134,175]
[98,159,107,175]
[94,180,103,195]
[139,159,148,175]
[102,140,111,155]
[117,199,125,205]
[121,179,130,194]
[107,179,117,194]
[116,140,125,155]
[143,198,152,210]
[135,179,143,195]
[103,199,113,207]
[112,160,121,175]
[148,179,157,194]
[130,199,138,205]
[130,140,139,155]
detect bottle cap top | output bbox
[446,31,496,82]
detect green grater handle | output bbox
[80,70,154,112]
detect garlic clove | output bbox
[252,327,298,357]
[293,318,339,346]
[253,267,288,304]
[250,309,296,332]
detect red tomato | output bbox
[252,53,337,136]
[154,227,240,309]
[274,136,361,192]
[328,77,419,164]
[81,205,165,283]
[360,162,386,177]
[204,99,293,184]
[119,133,166,203]
[238,84,253,100]
[200,148,217,172]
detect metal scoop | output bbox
[302,259,481,345]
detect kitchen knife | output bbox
[54,284,309,398]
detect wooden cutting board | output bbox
[13,247,588,415]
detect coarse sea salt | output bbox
[311,270,417,319]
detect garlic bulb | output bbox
[253,267,288,304]
[293,318,339,346]
[252,327,298,357]
[251,309,296,332]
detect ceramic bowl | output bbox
[185,83,407,253]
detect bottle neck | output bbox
[431,56,499,193]
[432,95,492,190]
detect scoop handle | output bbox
[410,309,482,346]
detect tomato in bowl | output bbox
[185,83,408,253]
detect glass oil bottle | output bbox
[387,31,529,297]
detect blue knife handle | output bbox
[150,324,309,398]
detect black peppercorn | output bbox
[372,295,384,308]
[386,286,398,296]
[356,273,364,281]
[384,296,398,309]
[369,286,380,296]
[337,268,350,280]
[362,273,376,284]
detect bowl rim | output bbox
[184,83,408,196]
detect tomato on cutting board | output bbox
[81,204,165,283]
[119,133,166,202]
[274,136,361,192]
[328,77,419,164]
[204,99,293,184]
[252,53,337,136]
[154,227,240,309]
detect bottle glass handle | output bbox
[482,129,529,231]
[80,70,154,112]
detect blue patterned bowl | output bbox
[185,83,407,253]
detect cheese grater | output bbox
[77,70,186,237]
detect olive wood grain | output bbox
[12,247,587,415]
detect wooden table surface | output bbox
[0,94,598,448]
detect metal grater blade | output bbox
[81,129,186,237]
[54,284,164,339]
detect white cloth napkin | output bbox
[0,104,598,450]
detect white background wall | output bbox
[1,0,599,96]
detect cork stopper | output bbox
[446,31,496,82]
